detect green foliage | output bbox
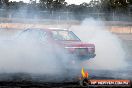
[0,0,131,13]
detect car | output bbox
[18,28,96,60]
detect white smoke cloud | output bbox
[0,30,80,76]
[71,18,128,70]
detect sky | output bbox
[9,0,91,5]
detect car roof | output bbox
[48,28,68,30]
[25,28,69,32]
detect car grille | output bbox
[75,48,95,55]
[65,47,95,55]
[75,48,88,55]
[88,47,95,53]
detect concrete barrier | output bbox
[0,23,132,34]
[0,23,71,30]
[110,26,132,33]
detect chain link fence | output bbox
[0,9,132,22]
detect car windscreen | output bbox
[51,30,80,41]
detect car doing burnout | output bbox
[19,28,96,60]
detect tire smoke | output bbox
[0,30,80,78]
[71,18,128,70]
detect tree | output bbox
[0,0,9,8]
[127,0,132,5]
[52,0,65,10]
[39,0,53,9]
[39,0,66,10]
[3,0,9,6]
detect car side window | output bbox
[19,29,48,42]
[51,31,64,40]
[39,31,48,42]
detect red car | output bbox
[19,28,96,60]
